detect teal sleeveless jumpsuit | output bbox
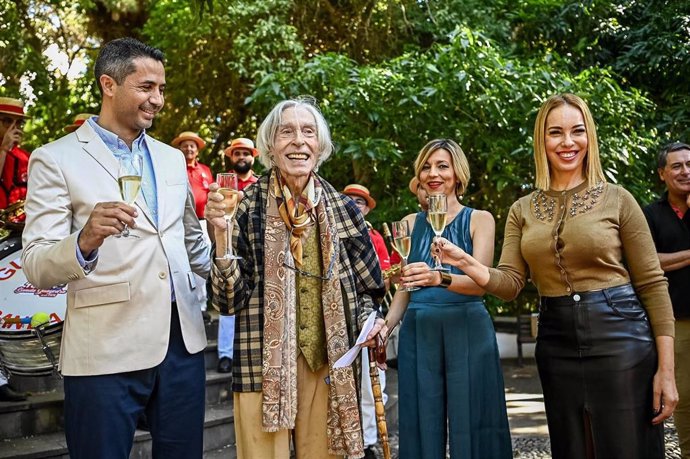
[398,208,512,458]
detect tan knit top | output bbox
[486,181,675,337]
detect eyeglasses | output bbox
[282,229,338,281]
[0,116,24,129]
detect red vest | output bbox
[0,146,29,209]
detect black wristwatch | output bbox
[439,272,452,288]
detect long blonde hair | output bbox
[533,93,606,190]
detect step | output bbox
[9,337,220,393]
[0,369,232,440]
[8,328,221,393]
[0,402,235,459]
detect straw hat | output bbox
[171,131,206,149]
[0,97,28,118]
[224,138,259,157]
[342,184,376,210]
[64,113,96,133]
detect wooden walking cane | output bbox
[369,334,391,459]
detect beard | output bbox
[230,159,253,174]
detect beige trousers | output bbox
[676,320,690,459]
[234,355,344,459]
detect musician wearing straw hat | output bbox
[224,137,259,190]
[172,131,212,219]
[342,183,389,459]
[64,113,97,134]
[0,97,30,402]
[0,97,30,211]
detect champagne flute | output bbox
[391,220,420,292]
[216,173,242,260]
[428,194,450,271]
[117,154,143,238]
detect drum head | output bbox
[0,236,66,376]
[0,236,67,332]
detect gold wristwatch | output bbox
[440,272,452,288]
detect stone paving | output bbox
[206,358,682,458]
[368,359,681,459]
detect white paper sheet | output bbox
[333,311,378,368]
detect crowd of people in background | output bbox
[1,35,689,459]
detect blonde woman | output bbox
[435,94,678,458]
[382,139,511,459]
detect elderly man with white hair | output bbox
[206,98,386,459]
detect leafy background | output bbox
[2,0,688,314]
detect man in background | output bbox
[0,96,30,402]
[342,183,389,459]
[215,137,259,373]
[0,97,30,212]
[644,141,690,458]
[172,131,212,219]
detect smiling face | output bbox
[659,148,690,200]
[228,148,255,174]
[271,106,320,192]
[419,148,457,196]
[101,56,165,143]
[544,104,588,186]
[179,139,198,165]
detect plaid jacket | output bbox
[211,172,385,392]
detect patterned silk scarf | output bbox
[262,170,364,458]
[275,171,319,267]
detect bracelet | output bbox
[439,272,452,288]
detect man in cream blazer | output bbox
[22,38,211,459]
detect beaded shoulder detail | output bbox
[531,181,605,222]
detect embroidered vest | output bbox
[296,226,327,372]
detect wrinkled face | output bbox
[419,148,457,196]
[271,106,320,181]
[104,57,165,139]
[0,114,24,142]
[179,139,198,165]
[348,195,370,216]
[544,104,588,180]
[228,148,255,174]
[659,149,690,198]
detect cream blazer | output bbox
[22,122,211,376]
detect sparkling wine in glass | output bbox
[117,154,143,238]
[216,173,242,260]
[391,220,420,292]
[428,194,450,271]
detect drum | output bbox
[0,236,67,376]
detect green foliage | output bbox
[3,0,684,316]
[143,0,304,171]
[0,0,99,152]
[249,28,658,314]
[508,0,690,146]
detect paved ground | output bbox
[207,358,682,458]
[366,359,681,459]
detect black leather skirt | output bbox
[536,283,664,459]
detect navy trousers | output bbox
[63,303,206,459]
